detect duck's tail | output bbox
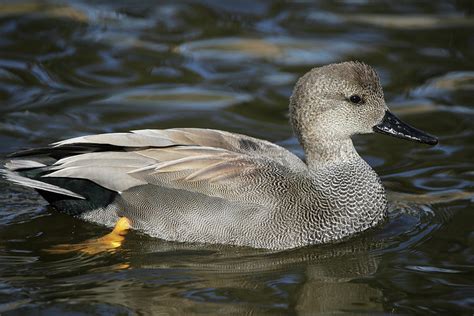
[1,161,85,200]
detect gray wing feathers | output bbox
[53,128,305,171]
[128,150,290,206]
[137,128,305,168]
[5,160,46,171]
[44,166,147,192]
[53,132,177,147]
[43,152,154,192]
[13,128,306,204]
[129,154,256,184]
[50,152,156,170]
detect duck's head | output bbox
[289,61,438,150]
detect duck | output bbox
[1,61,438,250]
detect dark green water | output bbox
[0,1,473,314]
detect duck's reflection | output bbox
[96,234,385,314]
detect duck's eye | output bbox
[349,95,362,104]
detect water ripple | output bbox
[177,37,371,65]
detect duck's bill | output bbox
[373,111,438,145]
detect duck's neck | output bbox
[303,138,361,168]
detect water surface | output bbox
[0,1,473,314]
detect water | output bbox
[0,1,473,314]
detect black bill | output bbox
[373,111,438,145]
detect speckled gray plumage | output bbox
[3,61,391,250]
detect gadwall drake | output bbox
[2,61,438,250]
